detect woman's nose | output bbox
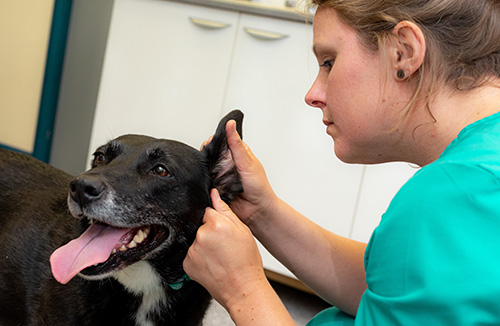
[305,77,326,110]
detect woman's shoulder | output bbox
[393,110,500,213]
[385,158,500,225]
[440,110,500,165]
[374,152,500,255]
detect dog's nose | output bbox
[70,176,106,206]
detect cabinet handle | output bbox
[244,27,289,40]
[189,17,231,29]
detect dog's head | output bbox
[50,110,243,284]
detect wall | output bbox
[50,0,114,175]
[0,0,55,153]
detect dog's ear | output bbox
[202,110,244,204]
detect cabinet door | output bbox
[88,0,239,156]
[223,14,365,277]
[351,163,417,242]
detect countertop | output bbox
[164,0,314,22]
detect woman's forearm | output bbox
[225,277,296,326]
[248,197,367,316]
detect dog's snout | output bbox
[70,176,106,206]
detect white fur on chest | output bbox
[114,261,167,326]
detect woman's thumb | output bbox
[211,189,239,223]
[211,188,227,211]
[226,120,253,169]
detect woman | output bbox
[184,0,500,324]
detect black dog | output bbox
[0,110,243,326]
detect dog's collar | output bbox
[169,274,191,290]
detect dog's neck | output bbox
[114,261,167,326]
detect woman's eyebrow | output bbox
[312,44,334,58]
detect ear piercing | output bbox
[397,69,406,79]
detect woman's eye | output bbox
[320,60,334,70]
[151,165,171,178]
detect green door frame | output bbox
[33,0,74,162]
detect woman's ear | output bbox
[390,21,426,80]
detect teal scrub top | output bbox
[308,112,500,325]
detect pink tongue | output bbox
[50,223,132,284]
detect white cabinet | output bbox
[351,163,416,242]
[86,0,416,280]
[88,0,240,155]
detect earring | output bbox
[397,69,405,79]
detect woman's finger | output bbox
[200,135,214,150]
[208,188,241,225]
[225,120,254,170]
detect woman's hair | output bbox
[309,0,500,93]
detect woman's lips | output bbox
[323,120,335,136]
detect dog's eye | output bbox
[151,165,171,178]
[93,152,106,166]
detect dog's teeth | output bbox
[133,230,145,244]
[113,227,151,254]
[133,234,142,244]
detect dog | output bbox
[0,110,244,326]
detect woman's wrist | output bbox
[245,194,285,238]
[245,190,278,225]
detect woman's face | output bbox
[305,7,411,164]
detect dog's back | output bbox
[0,148,71,203]
[0,149,79,324]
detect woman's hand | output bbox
[215,120,278,227]
[183,189,267,307]
[183,189,295,325]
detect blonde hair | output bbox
[310,0,500,94]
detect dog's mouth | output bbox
[50,221,169,284]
